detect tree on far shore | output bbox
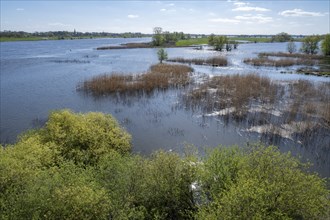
[301,35,320,54]
[321,33,330,56]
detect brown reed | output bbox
[168,56,228,66]
[79,63,193,96]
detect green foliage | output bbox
[152,27,189,47]
[271,32,293,42]
[152,27,164,46]
[210,35,228,51]
[197,144,329,219]
[157,48,167,63]
[301,35,320,54]
[287,41,297,54]
[0,143,110,219]
[321,33,330,56]
[176,38,208,46]
[33,109,131,165]
[1,110,329,219]
[157,48,168,63]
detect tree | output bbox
[287,41,297,54]
[301,35,320,54]
[271,32,293,42]
[157,48,168,63]
[208,34,215,46]
[321,33,330,56]
[209,35,228,51]
[152,27,164,46]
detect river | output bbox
[1,38,329,177]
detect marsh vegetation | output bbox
[182,74,330,145]
[79,63,193,96]
[168,56,228,67]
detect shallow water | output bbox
[1,38,329,177]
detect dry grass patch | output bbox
[244,57,316,67]
[168,56,228,66]
[258,52,324,60]
[183,74,278,118]
[79,63,193,96]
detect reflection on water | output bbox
[1,38,329,177]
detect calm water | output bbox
[1,38,329,177]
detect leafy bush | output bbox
[197,144,329,219]
[31,109,131,165]
[301,35,320,54]
[1,110,329,219]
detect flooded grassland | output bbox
[1,39,329,177]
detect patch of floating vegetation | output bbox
[52,59,90,64]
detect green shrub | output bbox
[197,144,329,219]
[1,110,329,219]
[29,109,131,165]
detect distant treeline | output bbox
[0,30,151,39]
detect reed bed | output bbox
[183,74,278,118]
[79,63,193,96]
[258,52,324,60]
[182,75,330,133]
[243,57,316,67]
[168,56,228,66]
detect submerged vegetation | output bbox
[168,56,228,66]
[243,57,316,67]
[1,110,329,219]
[182,74,330,143]
[79,63,193,96]
[183,74,279,119]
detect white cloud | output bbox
[167,3,175,7]
[279,9,325,17]
[208,12,217,17]
[233,2,248,7]
[127,14,139,19]
[233,6,270,12]
[160,8,167,12]
[16,8,24,11]
[235,14,273,23]
[48,22,71,27]
[209,18,240,24]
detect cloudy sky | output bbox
[1,0,329,35]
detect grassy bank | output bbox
[0,36,57,42]
[175,38,208,46]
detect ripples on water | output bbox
[1,38,329,177]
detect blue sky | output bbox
[1,0,329,35]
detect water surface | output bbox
[1,38,329,177]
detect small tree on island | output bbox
[157,48,168,63]
[287,41,297,54]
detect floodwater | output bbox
[1,38,329,177]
